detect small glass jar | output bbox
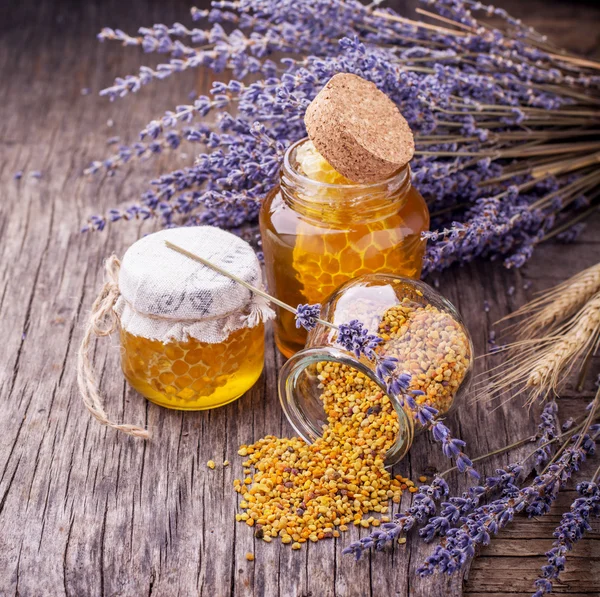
[114,226,272,411]
[120,323,265,410]
[260,138,430,358]
[279,274,473,466]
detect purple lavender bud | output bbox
[336,320,382,360]
[375,356,398,381]
[431,421,449,442]
[294,303,321,331]
[417,405,439,427]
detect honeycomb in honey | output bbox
[295,140,354,185]
[260,140,429,357]
[292,141,426,302]
[120,323,264,410]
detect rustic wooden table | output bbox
[1,0,599,595]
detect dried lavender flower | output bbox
[535,401,559,467]
[84,0,599,275]
[533,481,600,596]
[419,463,523,542]
[374,360,478,480]
[295,303,321,331]
[562,418,574,432]
[418,430,598,578]
[336,320,383,359]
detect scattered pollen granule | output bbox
[207,460,216,470]
[234,301,469,549]
[234,363,404,547]
[245,552,255,561]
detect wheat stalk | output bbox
[526,292,600,399]
[485,290,600,404]
[527,292,600,400]
[501,262,600,340]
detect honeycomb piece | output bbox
[120,324,264,410]
[295,141,353,185]
[172,360,189,375]
[292,222,409,304]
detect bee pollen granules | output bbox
[234,363,406,548]
[234,299,470,550]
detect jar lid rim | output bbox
[118,226,261,320]
[114,226,273,344]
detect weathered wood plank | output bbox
[467,556,600,593]
[466,594,597,597]
[478,538,600,558]
[0,1,599,596]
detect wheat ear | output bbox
[526,291,600,402]
[501,262,600,340]
[484,291,600,404]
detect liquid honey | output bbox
[260,139,429,358]
[120,324,264,410]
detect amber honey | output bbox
[260,139,429,357]
[120,323,265,410]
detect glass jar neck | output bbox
[279,346,415,467]
[280,138,412,224]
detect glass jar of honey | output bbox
[114,226,273,411]
[278,274,473,466]
[260,138,429,358]
[119,324,265,410]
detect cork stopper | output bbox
[304,73,414,184]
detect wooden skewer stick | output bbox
[164,240,339,331]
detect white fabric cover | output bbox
[114,227,273,343]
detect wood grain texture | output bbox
[0,0,599,596]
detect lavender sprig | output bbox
[419,464,523,542]
[342,476,450,560]
[336,319,383,359]
[86,0,600,273]
[535,401,559,467]
[296,308,384,357]
[417,430,598,577]
[295,303,322,331]
[533,481,600,597]
[374,357,478,480]
[344,464,524,560]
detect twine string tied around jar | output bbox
[77,255,151,439]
